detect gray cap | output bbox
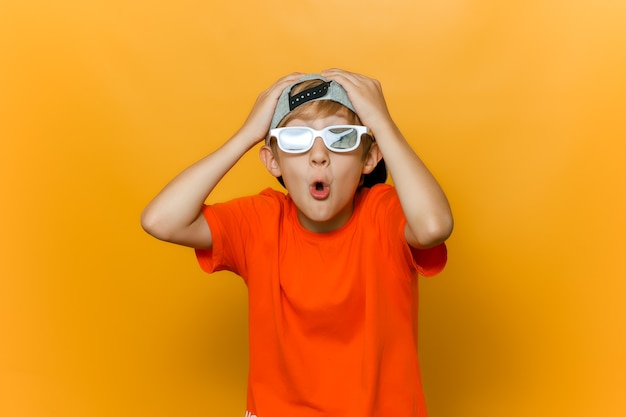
[270,74,356,129]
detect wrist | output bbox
[231,127,265,151]
[369,118,400,141]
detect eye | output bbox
[327,128,357,149]
[280,128,313,151]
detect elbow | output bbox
[141,205,209,248]
[140,207,172,242]
[422,224,453,248]
[410,215,454,249]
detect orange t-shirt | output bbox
[196,184,447,417]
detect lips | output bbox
[309,181,330,200]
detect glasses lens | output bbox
[278,128,313,152]
[327,127,358,150]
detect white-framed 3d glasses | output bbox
[267,125,371,154]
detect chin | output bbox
[304,211,335,223]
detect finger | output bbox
[277,72,305,83]
[259,72,305,100]
[321,68,354,81]
[321,69,370,92]
[267,72,305,90]
[321,68,355,77]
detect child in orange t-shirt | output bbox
[142,69,453,416]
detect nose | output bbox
[309,137,329,166]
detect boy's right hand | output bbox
[237,72,304,147]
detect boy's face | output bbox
[266,109,376,233]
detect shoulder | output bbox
[213,187,287,210]
[357,184,400,213]
[258,187,289,202]
[252,188,291,215]
[360,183,396,200]
[202,188,288,227]
[355,184,406,237]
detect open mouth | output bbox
[310,181,330,200]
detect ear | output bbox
[260,145,283,178]
[362,142,383,175]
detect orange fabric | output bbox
[196,184,447,417]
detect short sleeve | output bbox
[194,202,246,276]
[194,188,285,280]
[363,184,448,278]
[410,243,447,277]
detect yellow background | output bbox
[1,0,625,416]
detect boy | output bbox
[142,69,453,416]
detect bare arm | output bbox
[141,133,255,249]
[321,69,453,248]
[141,73,304,249]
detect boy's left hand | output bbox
[320,68,394,132]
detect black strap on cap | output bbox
[289,81,330,111]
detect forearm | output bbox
[313,69,452,247]
[141,72,306,247]
[141,131,255,246]
[374,122,453,248]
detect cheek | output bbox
[279,154,364,181]
[280,158,306,177]
[277,158,307,189]
[335,156,366,177]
